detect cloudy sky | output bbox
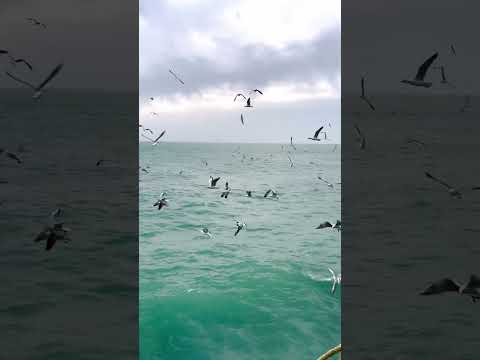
[140,0,340,143]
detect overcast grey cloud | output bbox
[0,0,137,91]
[140,0,340,143]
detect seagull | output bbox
[401,52,438,88]
[240,114,244,125]
[142,130,166,145]
[316,221,341,230]
[425,171,462,199]
[208,176,221,188]
[35,209,71,251]
[308,127,324,141]
[168,69,184,85]
[290,137,297,150]
[13,58,33,71]
[26,17,47,28]
[328,268,342,294]
[140,167,149,174]
[234,93,247,102]
[450,44,456,56]
[360,76,375,110]
[246,190,252,197]
[354,124,366,149]
[244,98,253,108]
[433,66,455,87]
[420,275,480,302]
[200,228,212,238]
[5,63,63,99]
[264,189,278,198]
[202,160,208,167]
[0,149,22,164]
[234,220,246,236]
[153,198,169,210]
[149,97,154,101]
[318,176,334,188]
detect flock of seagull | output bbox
[359,47,479,302]
[141,69,342,293]
[1,18,70,250]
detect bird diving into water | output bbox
[401,52,438,88]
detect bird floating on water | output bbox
[153,197,168,210]
[200,228,212,238]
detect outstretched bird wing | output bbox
[211,177,221,186]
[425,171,453,190]
[414,52,438,81]
[314,126,324,139]
[154,130,166,142]
[37,63,64,91]
[15,59,33,71]
[5,71,36,90]
[361,77,365,97]
[420,278,460,295]
[234,93,246,101]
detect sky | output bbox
[342,0,480,96]
[139,0,341,143]
[0,0,137,91]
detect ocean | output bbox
[140,142,341,360]
[0,90,138,359]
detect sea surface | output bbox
[342,94,480,359]
[0,90,138,359]
[140,142,341,360]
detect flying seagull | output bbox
[354,124,366,149]
[0,148,22,164]
[142,130,166,145]
[168,69,184,85]
[153,198,169,210]
[420,275,480,302]
[318,176,334,188]
[290,137,297,150]
[308,127,324,141]
[208,176,221,188]
[27,17,46,28]
[13,58,33,71]
[360,77,375,110]
[234,220,246,236]
[433,66,455,88]
[264,189,278,198]
[329,268,342,294]
[450,44,456,56]
[234,93,247,102]
[35,209,71,251]
[244,98,252,108]
[401,52,438,87]
[425,171,462,199]
[5,63,63,98]
[316,220,341,231]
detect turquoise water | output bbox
[140,143,340,360]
